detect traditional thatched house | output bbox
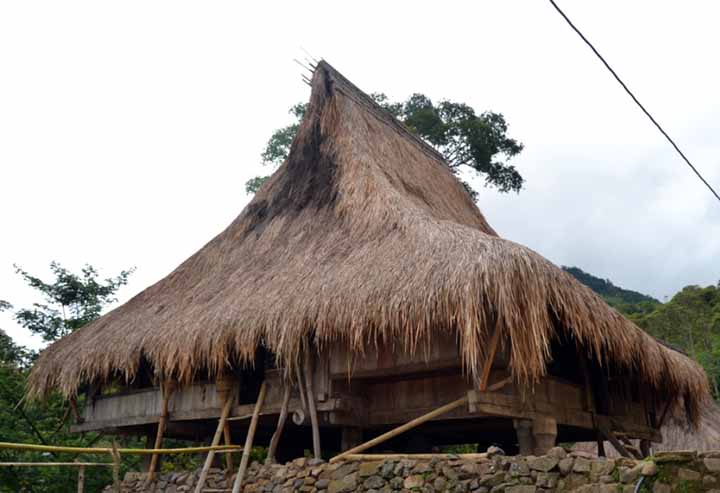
[28,61,709,463]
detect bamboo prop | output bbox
[111,441,121,493]
[77,464,85,493]
[303,349,322,460]
[0,462,112,467]
[148,381,175,481]
[194,388,237,493]
[332,328,501,463]
[330,395,468,463]
[0,441,241,455]
[266,385,291,463]
[231,381,267,493]
[341,453,488,461]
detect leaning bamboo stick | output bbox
[148,381,174,481]
[479,325,501,390]
[266,385,291,463]
[304,350,321,460]
[0,442,241,455]
[231,381,267,493]
[0,462,112,467]
[341,453,488,461]
[330,395,468,463]
[195,390,236,493]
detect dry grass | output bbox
[27,62,710,424]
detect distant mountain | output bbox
[562,266,660,316]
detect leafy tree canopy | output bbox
[246,93,524,198]
[13,262,134,342]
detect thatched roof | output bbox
[28,61,710,423]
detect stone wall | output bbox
[107,449,720,493]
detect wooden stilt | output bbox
[76,464,85,493]
[295,366,308,412]
[223,421,234,480]
[267,385,291,463]
[148,381,174,482]
[194,388,237,493]
[304,349,322,460]
[231,381,267,493]
[597,435,606,457]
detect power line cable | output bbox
[547,0,720,203]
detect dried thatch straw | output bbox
[27,61,710,424]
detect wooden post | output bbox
[330,395,468,463]
[111,441,121,493]
[231,381,267,493]
[69,398,84,424]
[76,464,85,493]
[148,380,174,482]
[295,366,308,412]
[267,385,291,463]
[194,387,237,493]
[223,422,234,480]
[304,349,322,460]
[479,326,502,390]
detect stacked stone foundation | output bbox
[106,449,720,493]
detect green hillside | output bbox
[564,266,720,398]
[562,266,660,316]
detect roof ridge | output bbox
[315,60,447,164]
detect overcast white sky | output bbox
[1,1,719,350]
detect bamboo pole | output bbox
[0,442,241,455]
[304,350,321,460]
[330,395,468,463]
[266,385,291,463]
[0,462,112,467]
[148,381,174,481]
[111,441,121,493]
[231,381,267,493]
[295,366,308,412]
[194,389,236,493]
[77,464,85,493]
[341,453,488,461]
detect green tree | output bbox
[1,264,138,492]
[246,93,524,198]
[14,262,133,342]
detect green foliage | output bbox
[245,175,270,194]
[0,263,138,491]
[13,262,134,342]
[246,92,524,197]
[566,266,720,400]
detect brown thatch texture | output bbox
[27,62,710,423]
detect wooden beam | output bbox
[231,381,267,493]
[330,395,468,463]
[194,388,236,493]
[596,420,632,458]
[304,349,322,460]
[479,326,502,390]
[147,381,174,481]
[266,385,291,463]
